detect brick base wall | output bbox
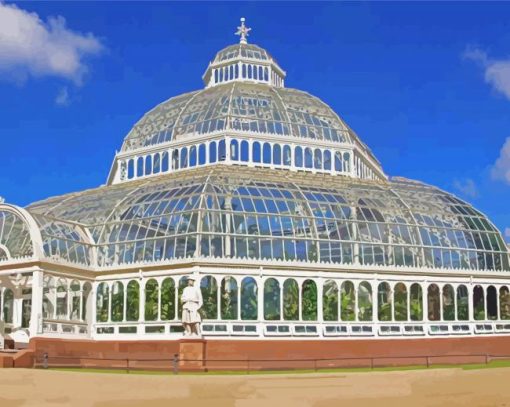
[27,335,510,371]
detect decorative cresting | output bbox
[25,167,510,272]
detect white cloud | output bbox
[55,86,69,106]
[464,47,510,100]
[491,137,510,184]
[0,2,104,84]
[453,178,478,199]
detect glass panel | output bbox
[340,281,355,321]
[283,279,299,320]
[264,278,280,320]
[201,275,218,319]
[358,281,373,321]
[394,283,407,321]
[323,280,338,321]
[302,280,317,321]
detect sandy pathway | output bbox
[1,367,510,407]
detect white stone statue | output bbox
[181,276,203,337]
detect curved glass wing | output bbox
[26,168,509,271]
[0,209,34,261]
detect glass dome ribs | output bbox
[114,19,383,186]
[25,167,510,272]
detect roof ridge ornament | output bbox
[235,17,251,44]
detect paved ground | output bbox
[1,367,510,406]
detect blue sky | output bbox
[1,2,510,238]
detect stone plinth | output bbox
[178,339,206,370]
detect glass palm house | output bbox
[1,19,510,346]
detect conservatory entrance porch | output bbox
[0,270,41,347]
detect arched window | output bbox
[145,155,153,175]
[241,277,258,320]
[221,277,238,320]
[82,283,92,321]
[189,146,197,167]
[334,152,343,172]
[137,157,144,177]
[295,146,303,168]
[301,280,317,321]
[343,152,351,172]
[323,280,339,321]
[180,148,188,169]
[3,288,13,323]
[42,277,55,320]
[487,285,498,320]
[242,64,246,78]
[96,283,109,322]
[456,284,469,321]
[394,283,408,321]
[428,284,440,321]
[263,142,272,164]
[160,278,176,321]
[340,281,355,321]
[324,150,332,171]
[177,277,188,317]
[283,279,299,320]
[126,280,139,321]
[248,64,252,79]
[304,148,313,169]
[111,282,124,322]
[153,153,161,173]
[230,139,239,161]
[128,159,135,179]
[162,151,169,172]
[252,142,261,163]
[264,278,280,320]
[200,275,218,319]
[209,142,217,164]
[314,149,322,170]
[235,64,239,79]
[214,69,219,84]
[378,282,392,321]
[218,139,226,161]
[144,279,159,321]
[358,281,373,321]
[70,280,81,320]
[198,144,206,165]
[473,285,485,320]
[172,150,179,170]
[273,144,282,165]
[442,284,455,321]
[241,140,249,162]
[500,286,510,320]
[56,279,68,320]
[283,145,292,166]
[410,283,423,321]
[264,66,269,81]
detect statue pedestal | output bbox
[179,338,206,371]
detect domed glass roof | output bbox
[121,82,377,161]
[24,166,509,272]
[213,43,275,64]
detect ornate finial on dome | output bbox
[235,17,251,44]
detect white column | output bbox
[258,276,264,322]
[29,270,44,336]
[317,278,323,323]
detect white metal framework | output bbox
[0,19,509,344]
